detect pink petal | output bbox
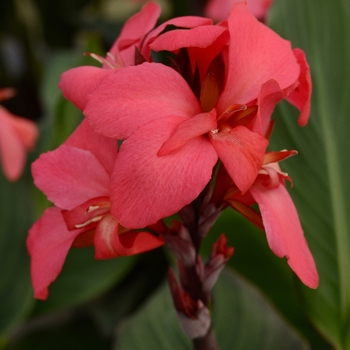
[142,16,213,59]
[285,48,312,126]
[246,0,274,19]
[150,25,226,52]
[217,2,300,113]
[32,145,110,210]
[110,116,218,228]
[158,110,217,156]
[85,63,201,139]
[0,109,25,181]
[253,79,283,135]
[210,125,268,193]
[65,119,118,174]
[205,0,273,22]
[58,66,112,110]
[27,207,85,299]
[107,2,161,66]
[94,214,164,258]
[263,150,297,165]
[250,181,319,288]
[4,111,38,149]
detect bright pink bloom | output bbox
[59,3,311,231]
[205,0,273,22]
[0,88,38,181]
[227,151,319,288]
[27,120,164,299]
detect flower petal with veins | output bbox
[110,116,218,228]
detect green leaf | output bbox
[201,209,321,340]
[33,248,135,314]
[8,316,110,350]
[115,268,309,350]
[268,0,350,348]
[0,172,35,337]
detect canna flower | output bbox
[59,2,310,229]
[0,88,38,181]
[225,150,319,288]
[27,120,164,299]
[205,0,274,22]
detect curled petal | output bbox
[263,150,297,165]
[210,125,268,193]
[286,48,312,126]
[142,16,213,58]
[27,207,85,299]
[259,166,280,188]
[107,2,161,66]
[94,214,164,258]
[32,145,110,210]
[110,116,218,228]
[59,66,112,110]
[254,79,284,135]
[85,63,201,139]
[250,181,319,288]
[150,25,226,52]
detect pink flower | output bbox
[27,120,164,299]
[59,3,311,231]
[205,0,274,22]
[226,150,319,288]
[0,88,38,181]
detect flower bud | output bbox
[202,234,234,292]
[168,269,211,339]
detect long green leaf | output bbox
[33,248,135,314]
[116,268,309,350]
[0,172,34,337]
[268,0,350,348]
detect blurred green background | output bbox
[1,0,349,349]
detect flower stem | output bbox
[193,328,219,350]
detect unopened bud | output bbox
[202,234,234,292]
[164,221,196,266]
[167,269,211,339]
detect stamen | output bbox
[75,215,103,229]
[106,52,115,60]
[86,205,100,214]
[84,52,120,69]
[107,50,125,67]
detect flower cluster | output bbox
[28,1,318,300]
